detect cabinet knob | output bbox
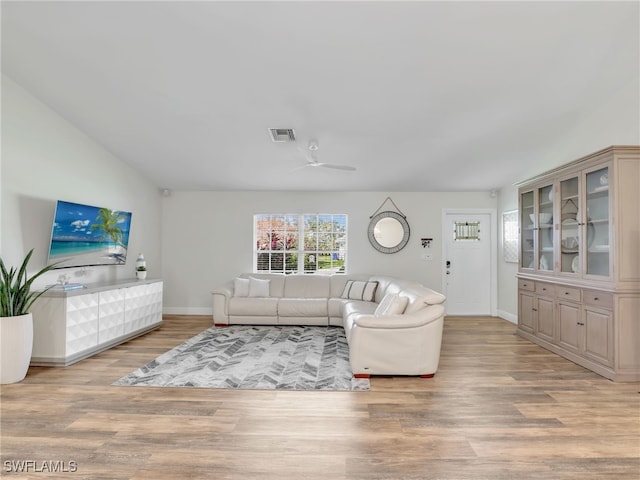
[593,297,599,301]
[564,292,569,295]
[577,322,585,326]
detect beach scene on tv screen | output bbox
[49,200,132,268]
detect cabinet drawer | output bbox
[535,282,555,296]
[557,286,581,302]
[518,279,535,291]
[583,290,613,309]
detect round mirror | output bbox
[368,211,410,254]
[374,217,405,247]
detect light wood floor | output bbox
[1,315,639,479]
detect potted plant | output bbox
[136,265,147,280]
[0,249,58,384]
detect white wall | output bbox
[495,75,640,324]
[161,190,498,314]
[548,77,640,167]
[497,184,519,323]
[1,76,162,287]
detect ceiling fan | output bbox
[296,140,356,171]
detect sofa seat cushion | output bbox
[278,298,328,317]
[343,300,377,321]
[328,297,349,320]
[343,300,380,342]
[228,297,279,316]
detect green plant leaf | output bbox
[0,249,60,317]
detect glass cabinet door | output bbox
[585,166,611,277]
[520,190,535,269]
[537,184,554,272]
[560,175,580,274]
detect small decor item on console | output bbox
[136,253,146,269]
[136,253,147,280]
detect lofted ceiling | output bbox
[2,1,639,192]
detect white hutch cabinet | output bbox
[30,279,163,366]
[517,146,639,381]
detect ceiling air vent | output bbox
[268,128,296,142]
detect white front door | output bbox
[442,211,495,315]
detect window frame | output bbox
[502,209,519,263]
[253,213,348,274]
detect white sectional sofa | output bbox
[211,273,446,378]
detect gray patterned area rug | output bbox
[114,325,370,391]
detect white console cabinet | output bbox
[30,279,163,366]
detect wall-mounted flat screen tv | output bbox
[48,200,132,269]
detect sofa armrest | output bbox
[353,304,445,329]
[212,281,234,324]
[212,282,234,298]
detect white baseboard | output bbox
[497,309,517,324]
[163,307,212,316]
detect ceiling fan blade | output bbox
[318,163,357,171]
[291,164,311,172]
[293,142,354,171]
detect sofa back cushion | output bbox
[239,273,285,297]
[283,274,331,298]
[368,275,402,303]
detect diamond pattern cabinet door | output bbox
[124,282,163,335]
[65,293,99,356]
[98,288,125,343]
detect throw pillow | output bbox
[374,292,395,315]
[248,277,270,297]
[341,281,354,299]
[234,277,250,297]
[348,281,366,300]
[341,280,379,302]
[362,281,378,302]
[374,293,409,316]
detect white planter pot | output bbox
[0,313,33,384]
[136,271,147,280]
